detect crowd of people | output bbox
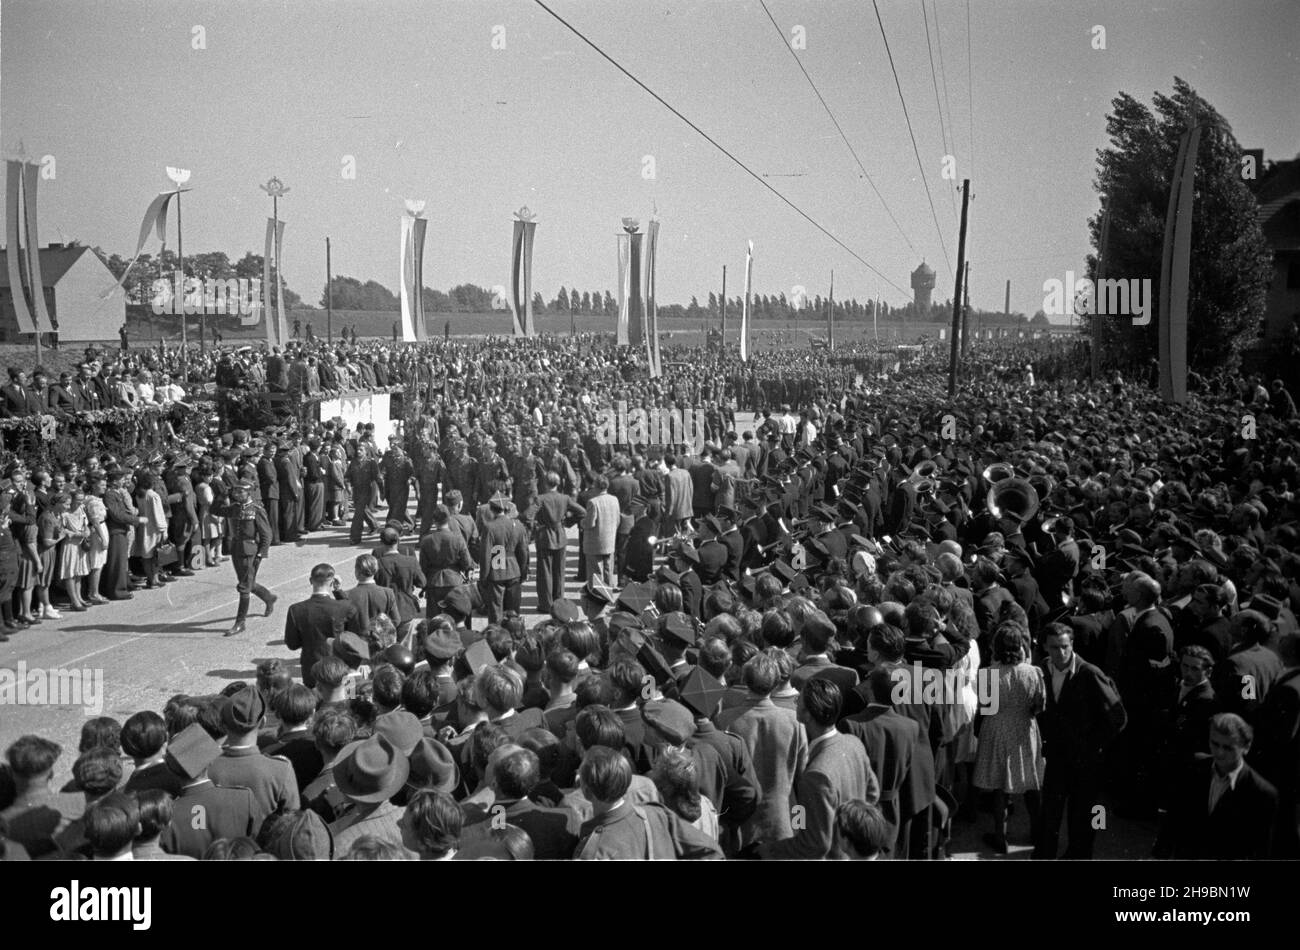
[1,327,1298,862]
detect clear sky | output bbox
[2,0,1297,319]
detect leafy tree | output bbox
[580,291,592,313]
[1087,77,1271,373]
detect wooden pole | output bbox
[947,179,970,398]
[326,237,333,345]
[827,269,835,351]
[177,190,187,380]
[720,264,727,350]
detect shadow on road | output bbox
[58,621,233,637]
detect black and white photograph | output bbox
[0,0,1297,925]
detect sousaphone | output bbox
[988,477,1040,524]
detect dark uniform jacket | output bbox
[207,744,301,826]
[480,515,529,582]
[160,780,259,859]
[419,529,473,589]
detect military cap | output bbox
[678,668,727,718]
[550,599,581,623]
[670,541,701,566]
[373,710,423,756]
[658,611,698,646]
[789,574,811,593]
[609,611,645,636]
[333,631,371,670]
[616,581,655,615]
[770,559,797,586]
[641,699,697,744]
[703,515,726,536]
[221,686,267,732]
[655,565,683,586]
[637,639,674,686]
[738,574,758,599]
[807,537,832,562]
[580,576,616,606]
[488,493,510,513]
[165,723,222,780]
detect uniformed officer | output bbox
[213,479,275,636]
[159,723,259,859]
[207,687,300,825]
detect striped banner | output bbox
[740,241,753,362]
[264,218,278,348]
[4,161,37,334]
[644,219,661,376]
[399,215,418,342]
[510,217,537,338]
[616,232,631,346]
[21,162,55,332]
[107,189,185,299]
[413,216,429,341]
[274,218,287,346]
[628,231,644,347]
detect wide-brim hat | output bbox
[333,734,410,804]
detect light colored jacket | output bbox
[717,697,808,849]
[663,468,694,521]
[581,492,620,556]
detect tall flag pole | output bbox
[616,218,641,346]
[511,207,537,338]
[259,176,290,349]
[165,167,193,374]
[1094,198,1110,380]
[827,269,835,351]
[644,218,661,376]
[740,241,753,362]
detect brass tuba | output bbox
[987,477,1040,524]
[982,462,1015,484]
[908,459,940,484]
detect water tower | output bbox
[911,261,936,314]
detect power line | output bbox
[869,0,953,276]
[931,0,957,157]
[756,0,918,256]
[921,0,959,225]
[530,0,911,297]
[966,0,975,182]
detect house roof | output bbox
[0,244,95,289]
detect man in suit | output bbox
[1035,516,1081,607]
[347,444,383,544]
[381,443,416,531]
[662,453,694,536]
[70,363,101,412]
[256,443,281,545]
[371,525,425,628]
[284,563,360,688]
[163,455,199,576]
[534,472,585,614]
[210,479,275,637]
[100,466,141,601]
[460,747,582,859]
[302,438,326,532]
[1036,623,1126,859]
[47,372,78,417]
[480,494,528,624]
[0,368,38,417]
[265,346,289,393]
[1178,583,1233,662]
[580,474,620,587]
[838,665,936,859]
[1251,632,1300,856]
[275,443,303,543]
[418,504,474,619]
[1155,645,1221,816]
[758,679,879,859]
[1154,712,1278,859]
[1215,609,1284,724]
[790,611,859,694]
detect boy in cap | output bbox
[207,687,300,825]
[159,724,259,859]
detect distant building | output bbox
[911,261,935,313]
[1247,150,1300,341]
[0,244,125,342]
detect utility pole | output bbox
[326,237,333,345]
[947,179,971,398]
[827,269,835,351]
[720,264,727,350]
[961,261,970,357]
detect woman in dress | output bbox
[327,445,348,525]
[35,493,68,620]
[194,463,223,567]
[973,622,1046,854]
[57,487,90,611]
[82,472,111,605]
[133,472,168,589]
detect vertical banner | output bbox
[616,231,631,346]
[510,209,537,338]
[399,214,417,341]
[264,218,278,348]
[644,219,661,376]
[510,220,527,338]
[4,161,37,334]
[412,216,429,341]
[628,231,644,347]
[274,219,287,347]
[21,162,55,333]
[1159,123,1200,405]
[740,241,753,362]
